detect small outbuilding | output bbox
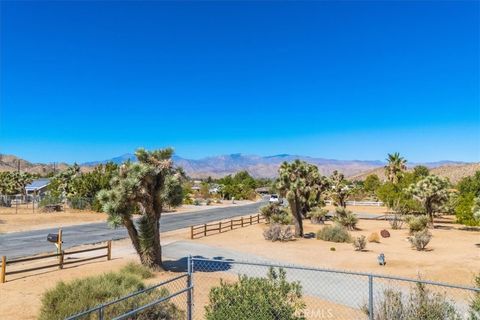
[25,178,51,195]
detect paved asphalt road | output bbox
[0,200,266,259]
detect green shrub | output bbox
[68,196,91,210]
[205,267,305,320]
[120,262,153,279]
[193,199,201,206]
[408,229,432,251]
[455,193,480,226]
[307,207,328,224]
[260,203,292,225]
[389,214,404,230]
[39,194,62,207]
[316,225,351,243]
[405,215,429,233]
[353,235,367,251]
[333,207,358,230]
[38,265,183,320]
[263,224,294,242]
[365,282,459,320]
[183,197,194,205]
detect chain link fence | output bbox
[0,194,96,212]
[66,273,192,320]
[191,257,480,320]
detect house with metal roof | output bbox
[25,178,51,195]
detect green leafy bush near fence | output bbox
[405,215,429,234]
[68,196,92,210]
[205,267,306,320]
[316,224,351,243]
[38,263,183,320]
[39,194,62,207]
[333,207,358,230]
[365,282,459,320]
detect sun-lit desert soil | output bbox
[1,211,479,320]
[196,217,480,285]
[0,229,190,320]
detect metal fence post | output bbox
[368,275,374,320]
[187,255,193,320]
[98,306,104,320]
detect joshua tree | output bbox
[97,148,183,268]
[407,175,450,225]
[50,164,81,200]
[0,171,35,195]
[385,152,407,184]
[329,170,352,208]
[277,160,323,237]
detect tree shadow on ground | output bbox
[434,225,454,230]
[163,255,233,273]
[459,226,480,232]
[303,232,316,239]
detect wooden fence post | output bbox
[58,228,63,269]
[250,215,253,225]
[204,224,207,237]
[230,219,233,230]
[58,228,63,252]
[257,214,260,223]
[190,226,194,239]
[107,241,112,261]
[219,222,221,233]
[241,217,244,227]
[59,251,64,269]
[1,256,6,283]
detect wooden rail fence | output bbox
[0,241,112,283]
[190,214,265,239]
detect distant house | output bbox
[25,178,50,195]
[255,187,270,195]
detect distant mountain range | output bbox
[0,153,473,180]
[80,153,469,179]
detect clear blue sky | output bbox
[1,1,479,163]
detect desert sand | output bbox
[1,213,479,319]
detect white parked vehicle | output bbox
[269,194,280,204]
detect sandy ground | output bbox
[0,229,190,320]
[2,211,479,319]
[0,200,254,233]
[195,217,480,286]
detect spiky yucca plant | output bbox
[97,148,183,268]
[329,170,352,208]
[407,175,450,225]
[276,160,325,237]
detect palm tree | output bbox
[384,152,407,184]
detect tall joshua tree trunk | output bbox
[287,193,303,237]
[98,148,183,269]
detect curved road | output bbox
[0,200,266,259]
